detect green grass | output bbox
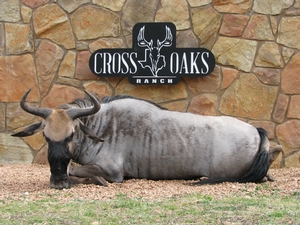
[1,193,299,225]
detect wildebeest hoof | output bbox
[265,174,275,182]
[92,176,108,187]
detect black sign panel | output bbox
[89,22,215,85]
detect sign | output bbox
[89,22,215,85]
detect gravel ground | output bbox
[0,164,299,202]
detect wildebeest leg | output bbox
[69,163,123,183]
[69,176,108,186]
[269,145,283,166]
[265,145,283,182]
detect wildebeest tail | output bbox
[237,127,270,183]
[192,127,270,185]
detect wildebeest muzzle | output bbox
[47,138,73,189]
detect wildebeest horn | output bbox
[20,89,52,119]
[66,90,101,120]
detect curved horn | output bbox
[66,90,101,120]
[20,89,52,119]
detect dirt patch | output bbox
[0,164,299,202]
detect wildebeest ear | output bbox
[11,122,44,137]
[79,122,104,142]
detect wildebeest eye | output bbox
[65,133,74,142]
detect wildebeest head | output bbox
[12,89,102,189]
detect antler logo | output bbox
[137,25,173,77]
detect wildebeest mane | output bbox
[62,94,167,111]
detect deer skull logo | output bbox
[137,25,173,77]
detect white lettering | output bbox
[179,53,189,74]
[94,53,102,74]
[170,52,179,74]
[130,52,138,73]
[103,52,112,74]
[190,52,200,74]
[121,52,129,73]
[132,78,175,84]
[112,53,121,74]
[201,52,209,74]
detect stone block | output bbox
[41,85,84,108]
[121,0,159,35]
[33,144,48,165]
[0,104,4,132]
[89,38,125,53]
[255,42,283,68]
[187,0,211,7]
[287,95,300,119]
[71,5,120,40]
[0,0,20,22]
[278,17,300,50]
[58,0,89,13]
[23,131,45,151]
[22,0,49,8]
[276,120,300,155]
[253,0,293,15]
[0,55,40,102]
[0,24,3,55]
[272,94,289,123]
[253,67,280,85]
[191,5,222,49]
[282,52,300,94]
[93,0,126,12]
[36,40,64,97]
[6,103,37,131]
[243,14,274,40]
[176,30,199,48]
[212,37,257,72]
[33,4,75,49]
[155,0,190,30]
[58,51,76,78]
[75,51,97,80]
[214,0,252,13]
[220,14,249,37]
[282,47,294,63]
[221,67,238,90]
[0,133,33,164]
[21,5,32,23]
[220,73,278,120]
[83,81,113,99]
[285,151,300,168]
[187,94,217,116]
[5,23,33,54]
[185,65,221,94]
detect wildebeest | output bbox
[12,89,282,189]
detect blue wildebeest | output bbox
[12,89,282,189]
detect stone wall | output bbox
[0,0,299,168]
